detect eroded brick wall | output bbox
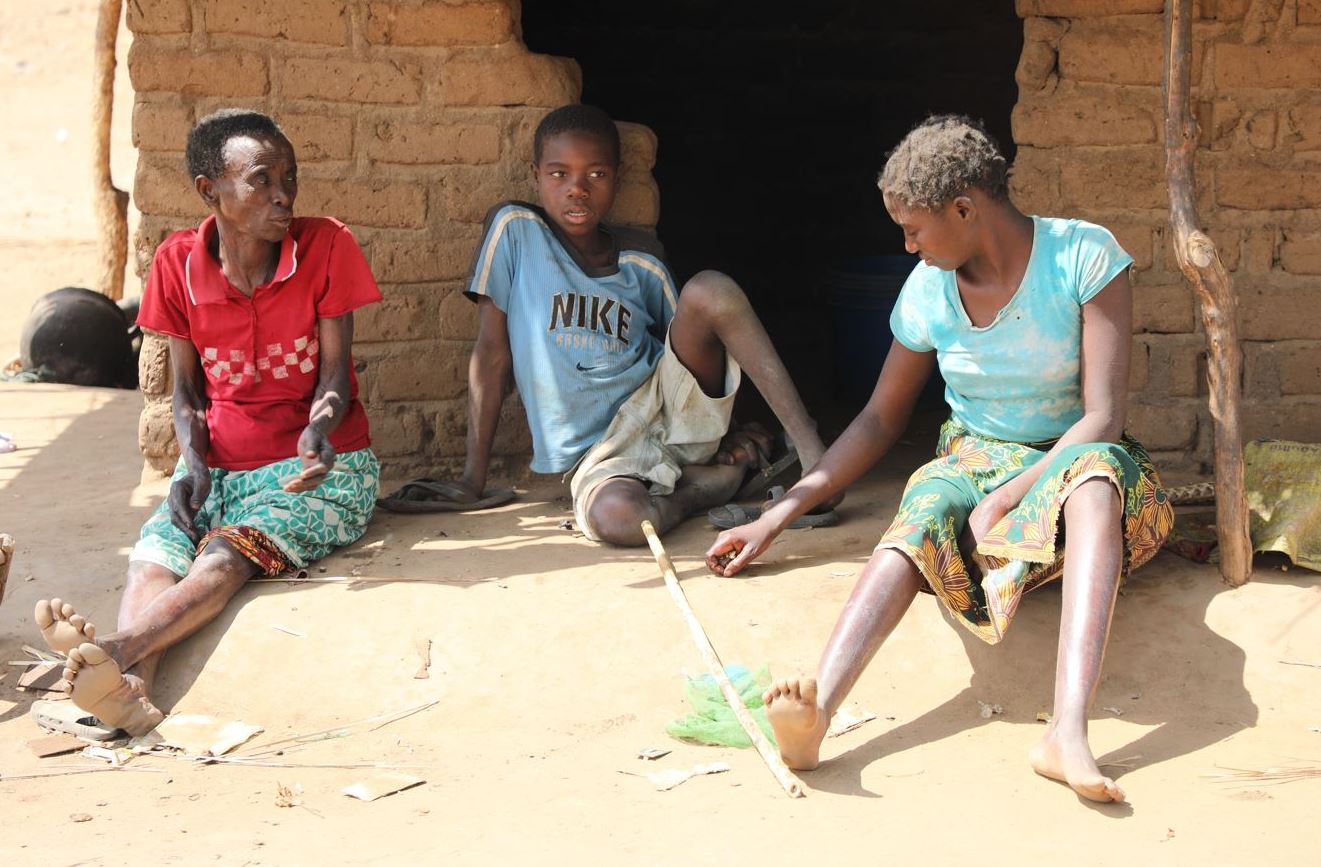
[1014,0,1321,472]
[129,0,659,477]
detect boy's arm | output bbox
[459,296,513,496]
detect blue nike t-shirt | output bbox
[465,201,678,474]
[890,216,1133,443]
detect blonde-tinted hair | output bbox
[878,114,1009,210]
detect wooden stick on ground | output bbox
[93,0,129,301]
[640,521,805,799]
[1163,0,1252,586]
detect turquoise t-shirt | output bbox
[890,216,1133,443]
[465,201,677,474]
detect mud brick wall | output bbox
[1014,0,1321,472]
[128,0,659,477]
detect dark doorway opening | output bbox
[524,2,1022,428]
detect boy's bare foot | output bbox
[35,598,97,655]
[674,461,747,514]
[62,642,163,737]
[764,677,830,770]
[1029,724,1126,803]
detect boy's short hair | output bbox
[186,108,288,181]
[533,104,621,167]
[878,114,1009,210]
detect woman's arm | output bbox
[167,336,212,542]
[966,270,1132,539]
[706,339,936,575]
[285,313,353,492]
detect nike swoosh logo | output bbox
[575,362,601,372]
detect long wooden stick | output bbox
[93,0,129,301]
[0,534,14,608]
[640,521,804,799]
[1163,0,1252,586]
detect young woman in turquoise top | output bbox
[707,115,1172,804]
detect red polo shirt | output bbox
[137,216,382,470]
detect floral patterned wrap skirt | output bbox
[876,420,1173,644]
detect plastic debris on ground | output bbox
[827,706,877,738]
[342,772,425,801]
[666,665,776,748]
[645,762,730,792]
[154,714,264,757]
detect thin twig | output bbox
[237,699,441,757]
[1,766,162,781]
[1206,762,1321,787]
[140,751,436,771]
[1279,659,1321,669]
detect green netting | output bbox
[666,665,777,749]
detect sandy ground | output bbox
[0,0,138,361]
[1,384,1320,866]
[2,3,1320,866]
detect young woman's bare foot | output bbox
[62,642,163,736]
[1029,723,1126,803]
[764,677,830,771]
[35,598,97,655]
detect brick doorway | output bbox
[524,2,1022,425]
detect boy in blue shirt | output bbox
[444,104,831,545]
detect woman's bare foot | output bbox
[1029,723,1125,803]
[35,598,97,655]
[764,677,830,771]
[62,642,163,736]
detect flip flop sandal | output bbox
[31,698,122,741]
[733,433,802,501]
[709,485,840,530]
[377,479,517,513]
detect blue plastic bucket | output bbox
[824,255,944,407]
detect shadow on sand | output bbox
[801,553,1279,812]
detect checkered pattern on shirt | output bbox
[201,334,320,385]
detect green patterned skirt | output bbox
[131,448,379,577]
[876,421,1173,645]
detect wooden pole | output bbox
[0,535,15,608]
[640,521,805,798]
[93,0,129,301]
[1162,0,1252,586]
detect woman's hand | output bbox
[966,487,1018,544]
[705,516,781,577]
[169,469,211,544]
[285,424,336,492]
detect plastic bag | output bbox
[665,664,777,749]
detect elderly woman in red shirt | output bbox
[35,109,382,735]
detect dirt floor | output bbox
[0,0,138,362]
[2,3,1320,866]
[1,384,1319,866]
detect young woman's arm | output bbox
[167,336,212,542]
[965,270,1133,540]
[285,313,354,493]
[706,339,936,575]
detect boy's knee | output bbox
[584,485,656,547]
[680,270,748,319]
